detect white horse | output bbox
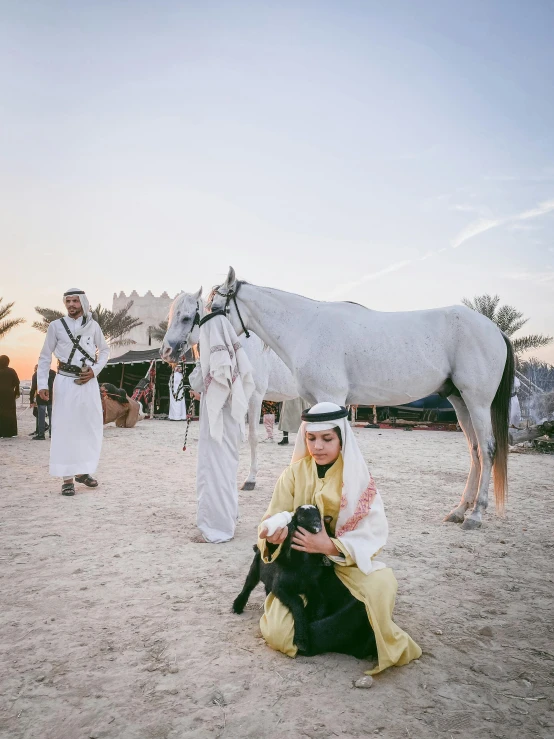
[160,289,298,490]
[209,267,515,530]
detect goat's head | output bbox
[292,505,323,534]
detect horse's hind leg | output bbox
[444,396,481,524]
[459,400,495,531]
[241,393,261,491]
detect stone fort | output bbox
[110,290,178,358]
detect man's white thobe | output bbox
[168,370,187,420]
[38,317,109,477]
[190,315,255,543]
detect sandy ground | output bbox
[1,404,553,739]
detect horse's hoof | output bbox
[461,516,482,531]
[444,510,465,524]
[241,482,256,491]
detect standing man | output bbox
[37,289,109,496]
[168,364,188,420]
[189,313,255,543]
[277,397,310,445]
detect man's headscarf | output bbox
[63,288,93,328]
[292,401,388,574]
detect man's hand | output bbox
[38,390,50,402]
[79,367,95,384]
[291,527,339,556]
[191,391,201,401]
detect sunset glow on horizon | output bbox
[1,1,553,380]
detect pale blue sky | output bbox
[1,0,553,374]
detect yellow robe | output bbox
[258,455,422,674]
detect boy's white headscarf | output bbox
[198,313,255,443]
[63,288,93,329]
[292,402,388,574]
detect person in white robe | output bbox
[37,289,109,496]
[189,313,255,543]
[277,397,310,445]
[509,376,522,428]
[168,367,188,420]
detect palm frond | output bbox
[33,300,142,346]
[0,299,25,340]
[148,321,168,343]
[512,334,554,355]
[0,317,25,339]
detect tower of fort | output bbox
[110,290,177,358]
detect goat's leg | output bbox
[241,393,261,491]
[232,552,261,614]
[444,396,481,523]
[273,587,310,653]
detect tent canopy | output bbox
[107,348,195,365]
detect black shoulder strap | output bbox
[60,318,96,364]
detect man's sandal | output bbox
[75,474,98,488]
[61,482,75,496]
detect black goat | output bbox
[232,505,360,654]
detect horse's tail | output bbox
[491,333,515,515]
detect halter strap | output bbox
[214,282,251,338]
[199,309,227,327]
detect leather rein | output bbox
[210,282,251,338]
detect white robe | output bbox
[168,371,187,420]
[37,316,109,477]
[509,377,522,428]
[191,315,255,543]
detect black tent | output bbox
[98,348,197,417]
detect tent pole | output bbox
[120,365,125,387]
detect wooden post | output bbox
[373,405,377,424]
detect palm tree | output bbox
[461,294,553,355]
[0,298,25,340]
[33,301,142,348]
[147,320,168,344]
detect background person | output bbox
[0,355,20,438]
[261,400,278,442]
[30,363,55,440]
[278,397,311,445]
[37,288,109,496]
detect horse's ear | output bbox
[192,286,202,299]
[224,266,236,287]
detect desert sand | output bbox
[1,405,553,739]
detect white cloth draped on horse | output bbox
[191,314,255,542]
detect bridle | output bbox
[173,300,201,360]
[210,281,251,338]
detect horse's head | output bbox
[208,266,251,337]
[161,288,203,363]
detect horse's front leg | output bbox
[241,393,261,491]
